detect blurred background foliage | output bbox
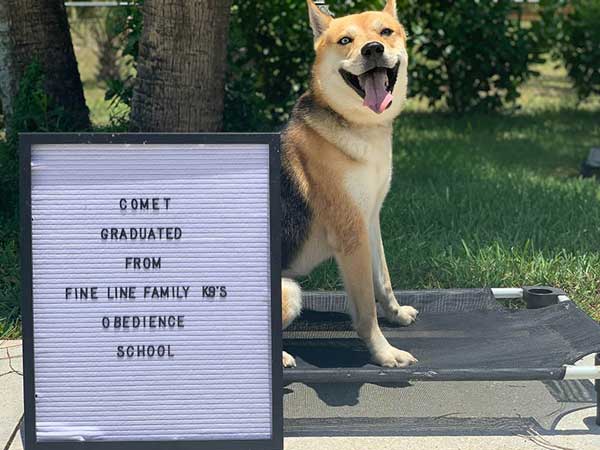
[555,0,600,100]
[1,0,598,131]
[98,0,600,128]
[404,0,546,113]
[224,0,383,130]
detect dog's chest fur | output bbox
[342,126,393,218]
[302,99,394,215]
[282,110,393,277]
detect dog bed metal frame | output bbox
[282,286,600,425]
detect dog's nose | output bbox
[361,42,384,59]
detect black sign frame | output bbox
[20,133,283,450]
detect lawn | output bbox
[301,64,600,322]
[1,56,599,337]
[303,108,600,322]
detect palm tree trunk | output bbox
[0,0,90,131]
[130,0,233,132]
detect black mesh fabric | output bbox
[283,289,600,381]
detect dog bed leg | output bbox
[596,353,600,426]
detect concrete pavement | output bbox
[2,340,598,450]
[1,340,23,450]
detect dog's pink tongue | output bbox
[360,69,393,114]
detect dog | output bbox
[280,0,418,369]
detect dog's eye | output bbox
[381,28,394,37]
[338,37,353,46]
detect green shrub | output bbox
[2,61,78,213]
[225,1,318,131]
[0,62,81,335]
[405,0,545,113]
[558,0,600,101]
[7,62,81,144]
[0,139,18,221]
[106,1,549,124]
[0,211,19,338]
[104,1,383,131]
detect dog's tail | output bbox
[282,278,302,329]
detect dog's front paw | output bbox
[385,305,419,326]
[283,351,296,368]
[372,345,418,368]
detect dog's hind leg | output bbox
[282,278,302,368]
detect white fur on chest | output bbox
[285,124,394,278]
[343,129,393,219]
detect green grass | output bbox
[0,138,19,338]
[0,236,20,338]
[303,108,600,321]
[296,61,600,323]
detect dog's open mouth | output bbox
[339,63,399,114]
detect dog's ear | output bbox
[382,0,398,20]
[307,0,332,40]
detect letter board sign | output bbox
[20,134,282,450]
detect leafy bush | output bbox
[2,61,81,216]
[6,62,85,147]
[2,61,98,218]
[0,211,19,338]
[104,1,383,130]
[105,0,549,125]
[0,60,95,336]
[405,0,545,113]
[1,62,71,335]
[224,1,315,131]
[557,0,600,100]
[225,1,379,130]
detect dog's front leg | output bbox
[335,234,417,368]
[370,214,418,326]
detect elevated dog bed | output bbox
[283,287,600,423]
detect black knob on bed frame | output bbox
[522,286,564,309]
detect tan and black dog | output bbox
[281,0,418,368]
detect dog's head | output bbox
[308,0,408,125]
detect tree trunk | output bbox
[131,0,233,132]
[0,0,90,131]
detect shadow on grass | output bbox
[395,108,600,176]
